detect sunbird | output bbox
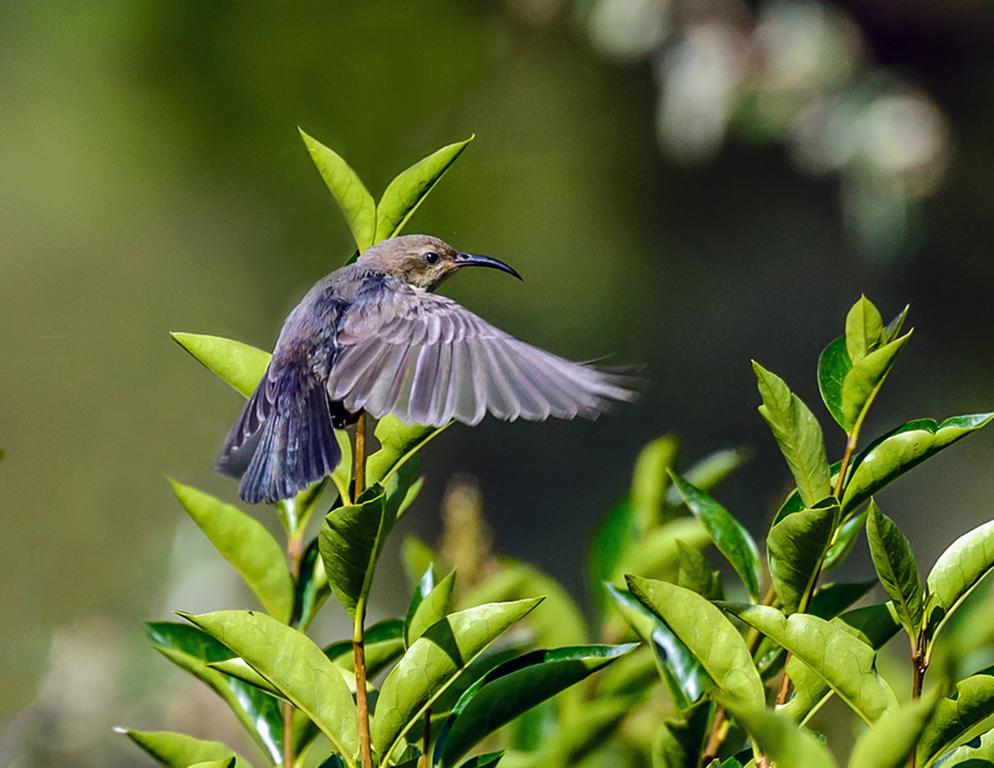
[219,235,635,503]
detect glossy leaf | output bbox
[324,618,406,679]
[845,295,884,363]
[407,569,456,646]
[652,700,714,768]
[170,332,269,399]
[818,336,851,429]
[723,603,896,722]
[753,360,832,507]
[402,536,441,587]
[435,643,636,766]
[170,480,293,623]
[299,128,376,251]
[319,485,392,620]
[208,656,281,697]
[292,538,330,630]
[676,540,722,599]
[607,584,712,709]
[535,696,640,766]
[918,668,994,767]
[849,691,940,768]
[940,727,994,766]
[767,500,839,613]
[589,498,636,617]
[631,435,679,531]
[627,576,764,708]
[841,332,911,430]
[181,610,358,760]
[371,598,542,763]
[456,753,504,768]
[144,622,283,763]
[841,414,994,513]
[669,472,761,599]
[866,501,922,640]
[721,703,837,768]
[374,137,473,242]
[367,416,450,489]
[823,508,869,570]
[188,760,236,768]
[925,519,994,654]
[116,729,252,768]
[809,580,876,619]
[619,518,710,589]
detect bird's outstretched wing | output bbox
[327,282,636,427]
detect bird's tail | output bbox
[216,369,341,504]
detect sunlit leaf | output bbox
[823,508,869,571]
[292,538,330,630]
[809,580,876,619]
[170,332,269,399]
[435,643,636,766]
[721,702,837,768]
[849,690,940,768]
[752,361,832,508]
[940,727,994,766]
[456,752,504,768]
[841,414,994,513]
[723,603,896,723]
[669,472,761,599]
[181,610,357,759]
[188,760,237,768]
[925,519,994,655]
[675,540,722,599]
[651,700,713,768]
[299,128,376,251]
[866,501,922,640]
[371,598,542,763]
[367,416,450,489]
[845,295,884,364]
[589,498,635,617]
[324,618,406,679]
[767,500,839,613]
[402,536,440,588]
[406,569,456,646]
[841,332,911,430]
[374,136,473,242]
[116,728,252,768]
[918,668,994,767]
[818,336,851,430]
[631,435,679,531]
[627,577,764,708]
[170,479,293,623]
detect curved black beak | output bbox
[454,252,523,281]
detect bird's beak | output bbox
[454,252,523,281]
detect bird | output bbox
[218,234,636,503]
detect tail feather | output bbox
[217,371,343,504]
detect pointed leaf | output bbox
[669,472,762,599]
[208,656,282,698]
[367,416,450,489]
[721,703,837,768]
[374,137,473,242]
[925,520,994,654]
[456,752,503,768]
[435,643,636,766]
[652,700,714,768]
[723,603,897,723]
[292,538,331,630]
[845,295,885,363]
[849,690,941,768]
[404,564,439,643]
[170,332,269,399]
[299,129,376,251]
[823,508,869,570]
[182,610,357,760]
[324,618,406,680]
[189,760,237,768]
[818,336,852,430]
[626,577,764,708]
[588,498,635,617]
[631,435,679,531]
[402,536,440,588]
[753,361,832,507]
[918,669,994,767]
[866,501,922,640]
[371,598,542,762]
[809,581,877,620]
[116,729,252,768]
[170,480,293,623]
[767,500,840,613]
[676,540,722,599]
[841,332,911,429]
[841,414,994,513]
[940,727,994,766]
[407,570,456,646]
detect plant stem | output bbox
[912,635,927,700]
[420,707,431,768]
[283,703,294,767]
[352,411,374,768]
[833,432,859,499]
[700,707,728,767]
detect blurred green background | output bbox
[3,1,994,764]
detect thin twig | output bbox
[421,706,431,767]
[352,412,374,768]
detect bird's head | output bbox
[357,234,522,290]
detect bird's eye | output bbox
[424,251,440,265]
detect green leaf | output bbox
[170,332,269,399]
[940,727,994,766]
[849,690,941,768]
[116,729,252,768]
[367,416,450,489]
[319,485,393,620]
[823,508,869,570]
[841,414,994,513]
[767,500,840,613]
[436,644,636,766]
[589,498,635,617]
[607,584,712,709]
[676,540,722,599]
[536,696,640,766]
[918,669,994,767]
[208,656,282,698]
[292,538,331,630]
[406,569,456,646]
[188,760,237,768]
[144,622,283,763]
[631,435,679,531]
[371,598,542,763]
[845,295,885,364]
[170,480,293,623]
[674,448,750,497]
[299,128,376,251]
[722,603,896,723]
[456,753,504,768]
[818,336,852,430]
[374,137,473,242]
[721,703,837,768]
[669,472,762,599]
[841,332,911,430]
[324,618,405,677]
[626,577,764,708]
[652,700,714,768]
[925,519,994,656]
[402,536,440,587]
[809,580,877,619]
[181,610,357,761]
[752,361,832,507]
[866,501,922,640]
